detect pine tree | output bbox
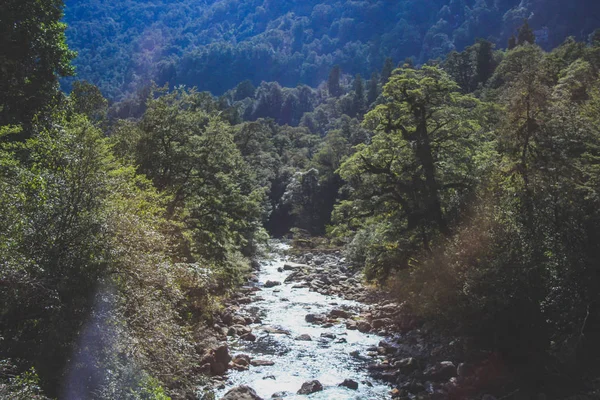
[508,35,517,50]
[381,57,395,85]
[367,72,379,105]
[353,74,366,117]
[517,19,536,46]
[476,39,495,85]
[328,65,342,97]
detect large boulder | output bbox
[297,380,324,395]
[305,313,327,324]
[220,385,263,400]
[264,280,281,288]
[339,379,359,390]
[204,344,231,375]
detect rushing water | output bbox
[215,244,392,399]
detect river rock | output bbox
[329,309,352,319]
[305,313,327,324]
[228,325,252,336]
[261,326,291,335]
[320,332,336,339]
[207,344,231,375]
[251,360,275,367]
[295,334,312,341]
[357,321,372,333]
[297,380,324,394]
[423,361,457,381]
[284,271,303,283]
[232,315,249,325]
[291,284,309,289]
[240,332,257,342]
[395,357,419,373]
[372,318,392,329]
[221,385,263,400]
[346,320,358,330]
[250,259,261,270]
[339,379,359,390]
[264,280,281,288]
[283,262,307,271]
[236,297,253,305]
[232,354,251,366]
[368,362,393,371]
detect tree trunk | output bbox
[415,111,449,236]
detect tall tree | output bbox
[367,72,380,105]
[352,74,366,117]
[380,57,395,85]
[69,81,108,125]
[517,19,536,46]
[508,35,517,50]
[475,39,496,85]
[0,0,76,129]
[327,65,342,97]
[337,66,481,277]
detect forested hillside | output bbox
[4,0,600,399]
[62,0,599,100]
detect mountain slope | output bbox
[63,0,600,99]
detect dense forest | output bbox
[62,0,600,100]
[3,0,600,399]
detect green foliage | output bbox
[381,40,600,388]
[0,102,257,397]
[516,19,536,46]
[0,364,49,400]
[114,87,266,261]
[70,81,109,125]
[335,66,483,279]
[5,2,600,397]
[328,65,342,98]
[62,0,599,101]
[0,0,76,128]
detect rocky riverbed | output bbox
[200,243,505,400]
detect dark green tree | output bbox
[508,35,517,50]
[336,66,482,278]
[234,80,256,101]
[367,72,380,105]
[0,0,76,129]
[352,74,366,117]
[381,57,395,84]
[69,81,108,125]
[327,65,342,97]
[517,19,536,46]
[475,39,496,85]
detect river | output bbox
[214,243,392,399]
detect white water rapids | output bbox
[214,244,392,399]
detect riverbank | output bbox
[200,243,511,400]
